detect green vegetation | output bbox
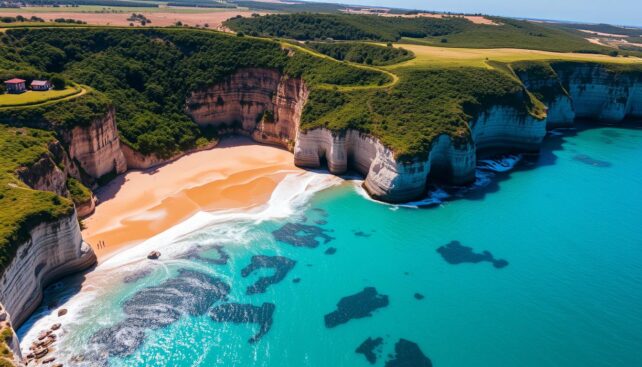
[0,86,80,108]
[0,125,74,272]
[0,91,111,128]
[225,13,629,55]
[302,67,540,160]
[225,13,467,41]
[0,28,387,158]
[307,42,414,66]
[66,177,92,205]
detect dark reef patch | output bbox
[573,154,611,167]
[182,245,230,265]
[437,241,509,269]
[210,302,275,343]
[356,337,384,364]
[353,230,372,237]
[89,269,229,360]
[272,223,334,248]
[324,287,389,328]
[315,219,328,225]
[414,293,425,300]
[241,255,296,295]
[324,247,337,255]
[385,339,432,367]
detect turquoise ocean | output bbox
[18,125,642,366]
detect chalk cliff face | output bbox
[61,107,127,183]
[518,63,642,127]
[293,106,541,202]
[186,68,309,150]
[16,147,69,198]
[470,106,547,154]
[0,212,96,361]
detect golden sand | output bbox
[82,138,301,261]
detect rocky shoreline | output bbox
[1,61,641,365]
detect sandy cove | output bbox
[82,137,302,261]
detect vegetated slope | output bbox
[0,125,74,272]
[301,67,542,160]
[307,42,414,66]
[1,28,388,158]
[225,13,620,54]
[225,13,466,41]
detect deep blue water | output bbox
[19,125,642,366]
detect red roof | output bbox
[31,80,49,86]
[4,78,25,84]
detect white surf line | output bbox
[19,171,342,353]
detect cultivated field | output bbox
[0,7,263,28]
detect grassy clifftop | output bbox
[1,28,389,158]
[224,13,631,56]
[0,125,74,273]
[301,67,541,160]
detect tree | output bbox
[51,75,66,90]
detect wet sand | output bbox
[82,137,301,261]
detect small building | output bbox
[4,78,26,94]
[30,80,51,91]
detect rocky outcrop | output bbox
[518,63,642,127]
[293,106,538,203]
[0,212,96,329]
[60,107,127,184]
[186,68,308,151]
[75,195,96,218]
[16,152,69,197]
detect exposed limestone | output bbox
[0,212,96,331]
[186,68,308,151]
[60,107,127,183]
[294,129,477,203]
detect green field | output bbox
[0,86,80,108]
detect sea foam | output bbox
[19,171,342,354]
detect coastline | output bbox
[82,137,303,262]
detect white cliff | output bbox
[0,212,96,362]
[63,107,127,182]
[186,68,309,151]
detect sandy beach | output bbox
[82,137,302,261]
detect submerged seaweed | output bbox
[210,302,275,343]
[86,270,229,361]
[437,241,509,269]
[241,255,296,294]
[324,287,389,328]
[272,223,334,248]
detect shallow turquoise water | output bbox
[19,125,642,366]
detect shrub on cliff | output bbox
[2,28,388,157]
[0,126,74,273]
[307,42,414,66]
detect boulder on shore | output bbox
[147,250,161,260]
[57,308,68,317]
